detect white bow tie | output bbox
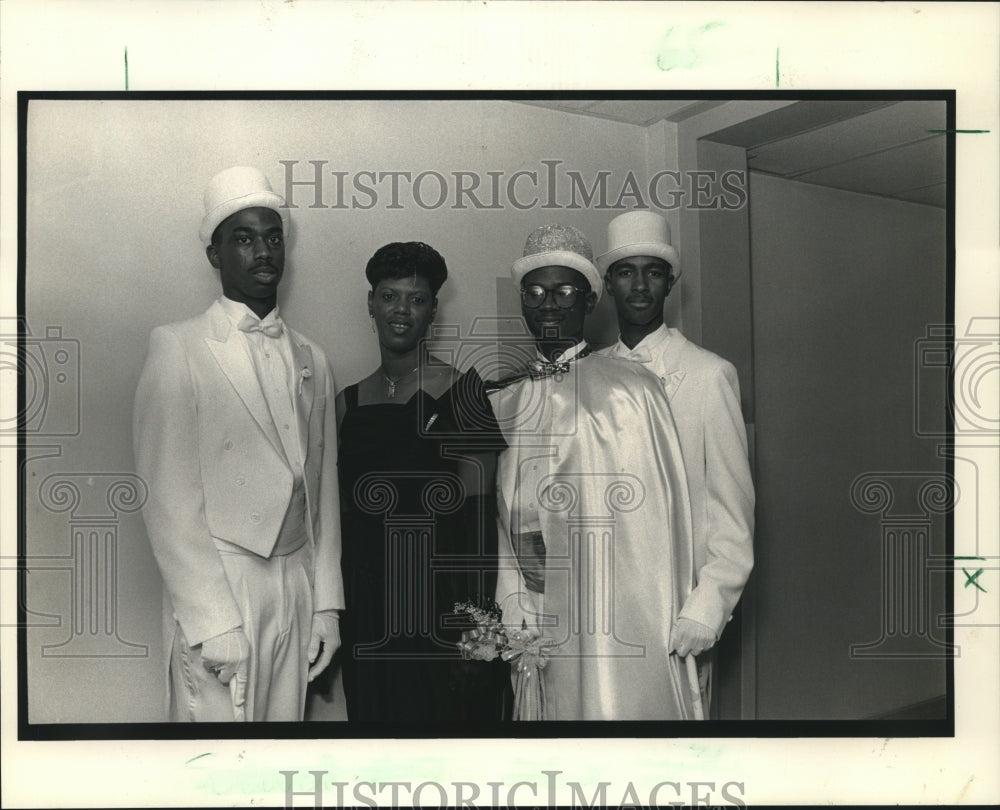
[238,313,283,338]
[620,346,652,365]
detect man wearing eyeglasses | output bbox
[490,223,700,720]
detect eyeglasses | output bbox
[520,284,587,309]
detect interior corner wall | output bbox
[23,99,652,722]
[674,101,797,346]
[748,172,948,719]
[692,137,755,720]
[643,120,684,333]
[694,139,754,425]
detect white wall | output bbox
[749,172,949,719]
[24,99,654,722]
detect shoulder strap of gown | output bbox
[345,382,359,411]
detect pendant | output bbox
[382,365,418,399]
[382,366,420,399]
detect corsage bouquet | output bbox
[454,599,555,720]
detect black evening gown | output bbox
[338,368,511,724]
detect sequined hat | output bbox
[596,210,681,279]
[511,223,603,302]
[199,166,290,245]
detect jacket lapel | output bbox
[204,302,283,453]
[288,333,315,464]
[618,327,688,401]
[662,369,687,401]
[652,328,688,401]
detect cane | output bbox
[229,672,247,722]
[684,655,704,721]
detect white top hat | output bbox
[511,223,603,302]
[596,210,681,279]
[199,166,290,245]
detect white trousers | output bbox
[168,541,314,722]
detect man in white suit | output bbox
[597,210,754,708]
[133,166,343,721]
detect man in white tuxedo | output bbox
[597,210,754,709]
[133,166,343,721]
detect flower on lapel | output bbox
[298,366,312,396]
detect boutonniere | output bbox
[298,366,312,395]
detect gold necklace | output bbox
[381,365,419,398]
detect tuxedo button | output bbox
[250,512,262,523]
[224,440,234,450]
[236,476,246,486]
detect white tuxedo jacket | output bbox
[600,325,754,638]
[133,299,344,647]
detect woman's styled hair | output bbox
[365,242,448,295]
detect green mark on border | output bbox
[963,568,986,592]
[124,46,129,90]
[655,22,725,72]
[775,48,780,87]
[926,129,990,134]
[957,557,987,593]
[186,753,212,765]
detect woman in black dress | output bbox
[336,241,510,724]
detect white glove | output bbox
[201,628,250,717]
[669,617,717,657]
[200,627,250,685]
[307,610,341,682]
